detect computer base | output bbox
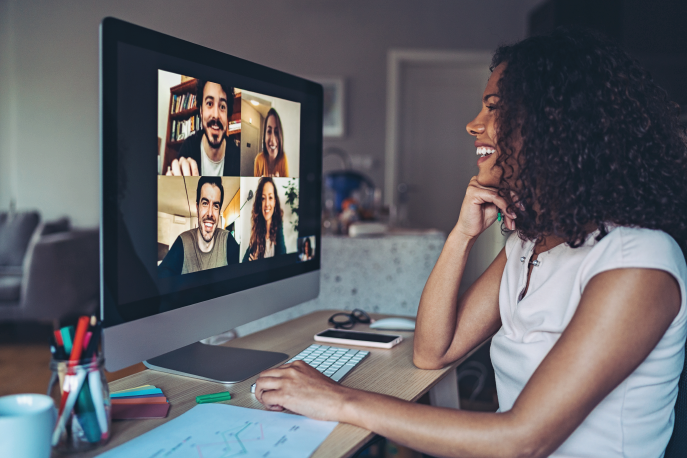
[143,342,289,384]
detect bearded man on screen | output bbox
[158,177,240,276]
[166,80,240,176]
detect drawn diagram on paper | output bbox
[98,404,338,458]
[194,420,265,457]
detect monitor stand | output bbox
[143,342,289,384]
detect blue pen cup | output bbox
[48,355,111,453]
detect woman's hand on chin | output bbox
[453,176,516,240]
[254,360,352,421]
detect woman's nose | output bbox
[466,119,485,136]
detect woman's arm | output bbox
[255,267,680,458]
[413,239,505,369]
[414,177,515,369]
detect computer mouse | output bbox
[370,317,416,331]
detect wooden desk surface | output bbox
[69,310,474,458]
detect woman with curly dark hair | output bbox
[243,177,286,261]
[252,29,687,457]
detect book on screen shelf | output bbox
[171,93,196,114]
[170,115,200,142]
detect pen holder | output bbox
[48,355,111,453]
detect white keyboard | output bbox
[251,344,369,393]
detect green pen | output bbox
[196,391,232,404]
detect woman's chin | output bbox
[475,173,500,188]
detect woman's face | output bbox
[265,114,280,160]
[466,63,505,188]
[261,181,276,222]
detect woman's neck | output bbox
[267,152,279,166]
[533,235,566,255]
[532,222,600,255]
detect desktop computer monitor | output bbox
[100,18,323,383]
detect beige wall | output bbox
[241,101,264,145]
[157,211,191,248]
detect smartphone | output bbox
[314,328,403,349]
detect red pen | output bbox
[54,330,64,348]
[69,316,91,364]
[56,316,91,420]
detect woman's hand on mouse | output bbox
[453,176,516,239]
[254,360,353,421]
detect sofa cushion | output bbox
[0,275,22,302]
[0,266,22,276]
[41,217,71,236]
[0,212,40,267]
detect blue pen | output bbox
[60,326,75,355]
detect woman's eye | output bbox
[487,105,497,112]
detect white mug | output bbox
[0,393,56,458]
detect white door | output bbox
[388,51,507,294]
[241,123,260,176]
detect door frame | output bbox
[384,50,493,208]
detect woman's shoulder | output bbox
[592,226,683,264]
[581,226,687,288]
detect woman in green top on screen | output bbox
[243,177,286,261]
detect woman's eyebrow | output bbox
[483,93,499,103]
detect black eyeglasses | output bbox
[328,309,371,329]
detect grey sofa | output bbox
[0,211,99,323]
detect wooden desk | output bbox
[71,310,478,458]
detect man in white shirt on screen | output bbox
[166,80,240,176]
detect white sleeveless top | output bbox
[491,227,687,458]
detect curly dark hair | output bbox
[248,177,283,260]
[490,27,687,255]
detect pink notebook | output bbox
[111,396,168,405]
[111,402,170,420]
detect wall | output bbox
[0,0,18,209]
[157,71,182,154]
[0,0,542,226]
[157,211,191,249]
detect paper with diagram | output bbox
[97,404,338,458]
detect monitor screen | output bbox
[101,18,322,371]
